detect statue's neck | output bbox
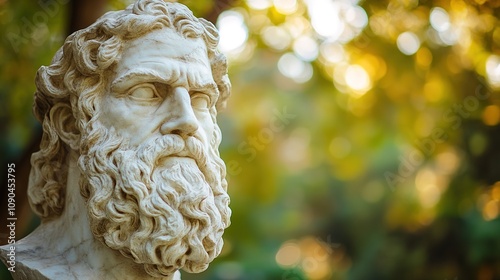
[61,150,94,246]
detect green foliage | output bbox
[0,0,67,160]
[200,0,500,279]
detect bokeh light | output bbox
[273,0,298,15]
[486,55,500,89]
[278,52,313,83]
[275,241,301,267]
[483,200,499,221]
[430,7,450,32]
[482,105,500,126]
[306,0,343,40]
[217,10,248,53]
[246,0,272,10]
[397,31,420,55]
[293,35,319,61]
[344,64,372,95]
[320,42,346,64]
[261,25,292,51]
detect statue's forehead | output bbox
[118,28,209,70]
[110,27,214,94]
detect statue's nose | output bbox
[159,87,199,137]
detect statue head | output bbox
[28,0,231,277]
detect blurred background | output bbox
[1,0,500,279]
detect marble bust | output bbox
[0,0,231,279]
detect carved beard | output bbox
[78,123,231,277]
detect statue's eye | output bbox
[191,93,211,110]
[128,84,160,101]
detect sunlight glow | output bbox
[482,105,500,126]
[284,16,310,39]
[435,149,461,175]
[483,200,499,221]
[217,10,248,53]
[300,237,334,280]
[261,26,292,51]
[415,168,443,208]
[293,35,319,61]
[320,42,346,64]
[438,27,459,46]
[428,7,459,46]
[486,55,500,88]
[415,169,437,192]
[430,7,450,32]
[345,64,371,95]
[278,53,313,83]
[306,0,344,40]
[345,5,368,29]
[419,184,441,208]
[305,0,367,43]
[276,242,301,267]
[333,62,348,86]
[397,31,420,55]
[302,258,331,279]
[274,0,298,15]
[493,183,500,201]
[246,0,272,10]
[278,128,312,171]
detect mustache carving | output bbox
[137,134,207,170]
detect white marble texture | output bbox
[0,0,231,279]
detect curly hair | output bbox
[29,0,231,219]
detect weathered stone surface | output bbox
[0,1,231,279]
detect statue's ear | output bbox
[50,103,80,151]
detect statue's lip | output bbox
[170,152,197,162]
[171,155,195,160]
[158,154,197,168]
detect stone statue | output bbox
[0,0,232,279]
